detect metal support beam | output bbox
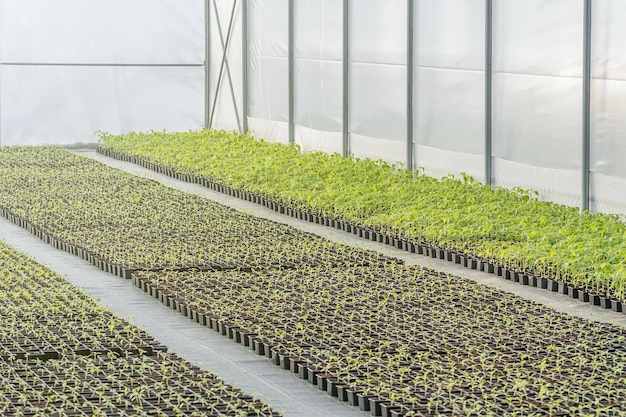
[406,0,414,171]
[204,0,211,129]
[242,0,249,133]
[484,0,493,186]
[342,0,350,158]
[208,0,241,131]
[582,0,592,212]
[288,0,295,144]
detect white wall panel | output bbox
[349,0,406,164]
[0,0,204,64]
[493,0,583,77]
[0,65,204,145]
[415,145,484,183]
[350,133,406,164]
[247,117,289,145]
[494,159,581,207]
[0,0,204,146]
[294,60,342,132]
[415,68,483,155]
[295,125,343,155]
[492,73,582,170]
[492,0,583,204]
[248,56,289,124]
[416,0,485,71]
[349,63,406,142]
[590,173,626,215]
[247,0,289,141]
[294,0,343,139]
[349,0,406,65]
[591,79,626,179]
[590,1,626,214]
[248,0,288,58]
[591,0,626,81]
[414,0,485,175]
[294,0,342,61]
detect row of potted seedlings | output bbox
[133,265,626,416]
[0,146,399,278]
[96,129,626,311]
[0,241,279,416]
[0,240,166,360]
[2,145,625,414]
[0,352,276,417]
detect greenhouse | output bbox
[1,1,626,416]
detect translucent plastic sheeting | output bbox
[590,1,626,214]
[294,60,342,133]
[0,0,204,146]
[295,125,343,156]
[0,0,204,65]
[293,0,343,153]
[349,62,407,141]
[247,0,289,143]
[494,159,582,208]
[592,1,626,81]
[415,145,484,184]
[492,73,582,170]
[416,0,485,71]
[1,65,204,146]
[492,0,583,77]
[591,79,626,179]
[349,0,406,162]
[248,117,289,145]
[492,0,583,204]
[209,0,244,132]
[415,69,484,156]
[414,0,484,175]
[294,0,343,61]
[590,174,626,216]
[350,133,406,164]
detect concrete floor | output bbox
[1,149,624,416]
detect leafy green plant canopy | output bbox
[99,129,626,301]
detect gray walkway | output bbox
[1,148,625,416]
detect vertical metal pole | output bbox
[582,0,592,212]
[484,0,493,186]
[204,0,211,129]
[242,0,249,133]
[288,0,295,144]
[406,0,414,170]
[342,0,350,157]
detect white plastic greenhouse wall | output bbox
[1,0,625,215]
